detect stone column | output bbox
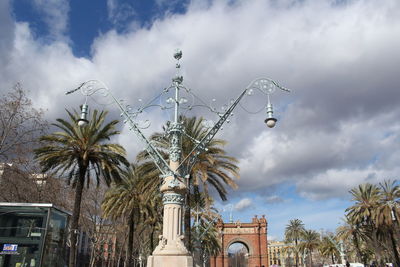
[147,122,193,267]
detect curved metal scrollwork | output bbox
[247,77,290,95]
[66,51,290,184]
[67,80,174,177]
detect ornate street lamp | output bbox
[388,200,397,221]
[66,50,290,267]
[77,103,89,127]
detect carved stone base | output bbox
[152,241,189,256]
[147,255,193,267]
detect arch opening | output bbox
[227,242,249,267]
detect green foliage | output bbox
[102,163,162,263]
[34,108,129,267]
[35,109,129,187]
[342,180,400,266]
[285,219,305,244]
[285,219,305,267]
[319,235,339,264]
[190,187,221,258]
[299,230,320,267]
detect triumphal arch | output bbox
[210,215,269,267]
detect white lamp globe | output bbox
[265,118,277,128]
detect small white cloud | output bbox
[234,198,253,211]
[265,195,285,204]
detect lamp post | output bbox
[327,235,346,264]
[339,240,346,264]
[192,205,221,267]
[388,200,397,221]
[66,50,289,267]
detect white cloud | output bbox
[32,0,70,41]
[1,0,400,203]
[239,109,400,199]
[106,0,136,28]
[0,1,14,64]
[234,198,253,211]
[265,195,285,204]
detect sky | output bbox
[2,0,400,240]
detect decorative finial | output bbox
[174,49,182,60]
[173,49,183,84]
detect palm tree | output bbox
[190,185,222,262]
[34,109,129,267]
[285,219,305,267]
[319,235,340,264]
[138,116,239,250]
[102,163,159,266]
[337,217,364,262]
[140,194,163,254]
[194,222,221,262]
[299,230,320,267]
[346,183,382,265]
[376,180,400,267]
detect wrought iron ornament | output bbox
[162,193,185,205]
[66,49,290,185]
[168,122,183,162]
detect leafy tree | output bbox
[139,191,163,255]
[343,181,400,266]
[102,163,160,266]
[299,229,320,267]
[337,217,364,262]
[35,109,129,267]
[285,219,305,267]
[78,185,118,267]
[346,183,383,265]
[0,84,55,204]
[319,235,340,264]
[190,186,221,263]
[0,83,47,163]
[0,160,71,209]
[376,180,400,267]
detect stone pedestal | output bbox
[147,174,193,267]
[147,255,193,267]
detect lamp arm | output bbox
[67,80,174,177]
[177,88,248,175]
[116,96,174,177]
[177,77,289,175]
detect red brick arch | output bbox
[225,238,252,255]
[210,215,269,267]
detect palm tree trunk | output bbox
[372,228,383,264]
[150,222,155,252]
[184,191,192,252]
[117,234,127,267]
[352,232,362,263]
[389,228,400,267]
[89,243,96,267]
[126,212,135,267]
[69,167,86,267]
[295,239,299,267]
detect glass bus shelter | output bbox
[0,203,70,267]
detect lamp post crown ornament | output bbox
[66,49,290,267]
